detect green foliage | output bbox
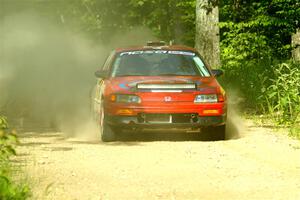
[220,30,273,107]
[0,174,30,200]
[0,116,31,200]
[220,0,300,134]
[220,0,300,60]
[220,30,273,105]
[0,118,18,161]
[259,63,300,124]
[0,117,18,161]
[290,113,300,139]
[63,0,195,45]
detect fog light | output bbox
[203,109,219,114]
[116,109,134,115]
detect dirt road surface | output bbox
[16,119,300,200]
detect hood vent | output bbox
[137,83,196,90]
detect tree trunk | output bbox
[292,29,300,62]
[195,0,220,68]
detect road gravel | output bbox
[17,120,300,200]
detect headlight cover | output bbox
[194,94,218,103]
[111,94,141,103]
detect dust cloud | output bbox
[0,12,154,140]
[225,89,246,139]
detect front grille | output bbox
[137,113,198,124]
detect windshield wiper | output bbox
[116,74,144,77]
[156,73,180,76]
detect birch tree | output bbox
[292,29,300,62]
[195,0,220,68]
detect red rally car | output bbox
[92,42,227,141]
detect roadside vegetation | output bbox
[219,0,300,138]
[0,116,30,200]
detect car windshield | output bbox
[111,50,211,77]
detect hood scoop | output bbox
[137,83,196,90]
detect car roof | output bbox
[115,45,197,53]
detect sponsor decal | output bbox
[118,78,203,91]
[119,83,128,89]
[137,83,196,89]
[120,50,195,56]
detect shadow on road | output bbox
[19,141,51,147]
[16,116,242,147]
[111,127,241,143]
[18,132,62,139]
[17,128,241,147]
[117,131,209,142]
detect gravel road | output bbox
[16,119,300,200]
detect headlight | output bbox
[194,94,218,103]
[111,94,141,103]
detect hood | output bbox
[106,76,219,93]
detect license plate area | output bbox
[145,114,172,124]
[137,113,199,124]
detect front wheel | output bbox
[99,108,117,142]
[202,125,226,141]
[100,121,117,142]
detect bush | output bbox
[222,61,300,138]
[0,117,18,160]
[220,29,274,108]
[260,62,300,125]
[290,114,300,139]
[221,59,273,110]
[0,116,31,200]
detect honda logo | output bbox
[164,96,172,102]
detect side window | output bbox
[102,51,115,71]
[95,79,104,101]
[193,56,210,77]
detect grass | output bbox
[0,163,31,200]
[290,126,300,140]
[0,116,31,200]
[289,116,300,140]
[222,61,300,140]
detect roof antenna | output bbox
[146,41,166,46]
[169,40,174,46]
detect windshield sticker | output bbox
[167,51,195,56]
[120,50,195,56]
[120,51,144,56]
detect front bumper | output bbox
[106,114,226,129]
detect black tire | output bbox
[100,121,116,142]
[98,104,117,142]
[89,86,97,120]
[202,125,226,141]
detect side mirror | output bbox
[95,70,108,79]
[211,69,224,77]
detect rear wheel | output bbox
[202,125,226,141]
